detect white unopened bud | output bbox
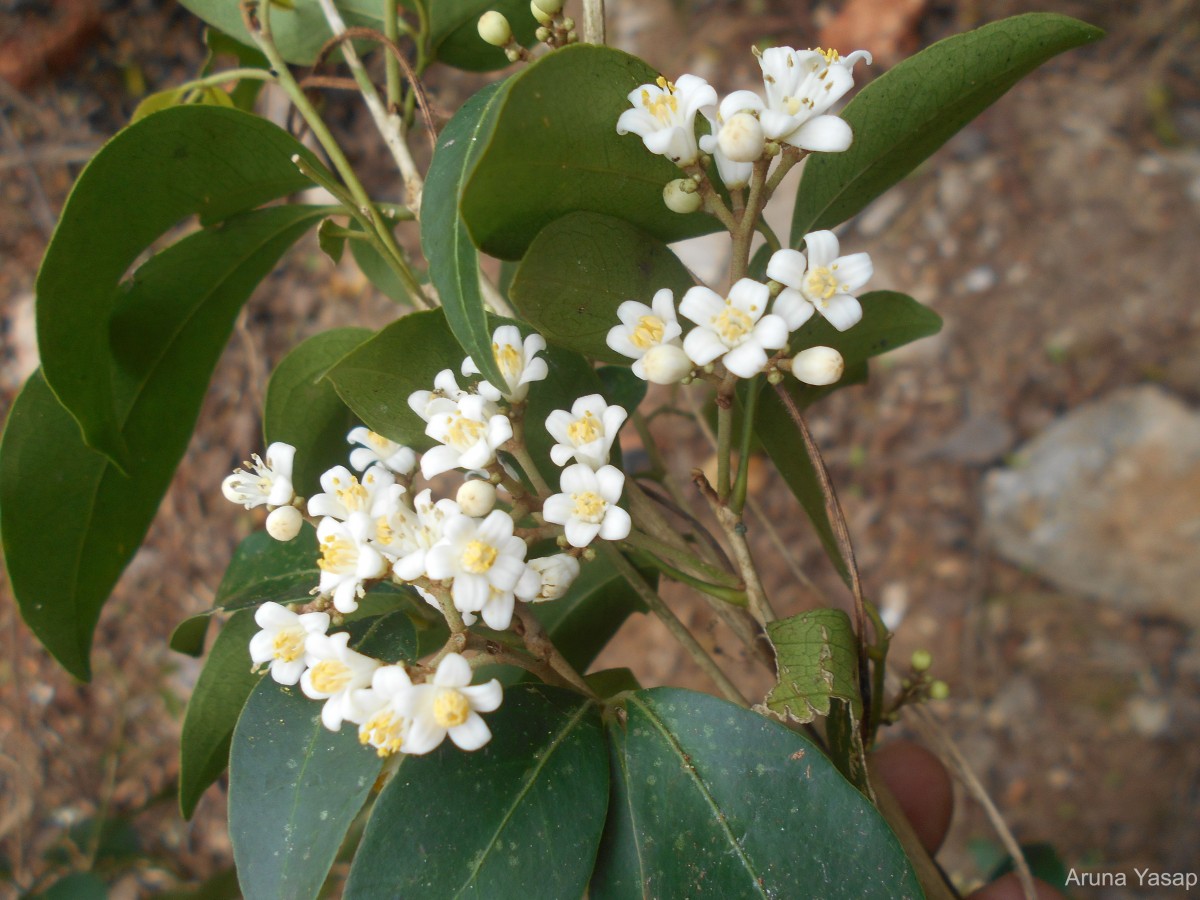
[718,112,765,163]
[790,346,844,386]
[663,178,702,215]
[265,505,303,542]
[456,479,497,517]
[530,0,553,25]
[641,344,693,384]
[478,11,513,47]
[532,0,564,13]
[528,554,580,601]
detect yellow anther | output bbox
[714,305,754,344]
[318,534,356,572]
[336,479,369,511]
[360,710,406,756]
[567,411,602,445]
[366,430,390,449]
[805,267,839,302]
[630,314,665,350]
[272,629,305,663]
[309,659,352,693]
[461,540,498,574]
[493,341,523,381]
[433,688,471,728]
[572,491,606,522]
[446,414,486,450]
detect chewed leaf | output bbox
[765,609,861,724]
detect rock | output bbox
[983,385,1200,627]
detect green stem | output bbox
[508,407,553,498]
[383,0,401,110]
[180,67,275,91]
[601,544,749,706]
[625,547,748,607]
[755,217,782,254]
[730,376,761,515]
[623,528,740,587]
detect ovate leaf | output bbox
[592,688,920,898]
[345,685,608,898]
[36,106,321,466]
[791,13,1104,242]
[230,679,384,900]
[509,212,695,363]
[462,44,719,260]
[2,205,324,680]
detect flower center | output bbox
[360,709,405,757]
[318,534,357,573]
[630,314,665,350]
[461,540,498,574]
[567,411,602,445]
[641,79,679,125]
[272,629,305,663]
[336,479,369,512]
[493,341,524,382]
[375,516,395,546]
[714,305,754,345]
[309,659,352,693]
[784,94,816,116]
[572,491,606,523]
[433,688,471,728]
[446,414,486,450]
[805,266,839,303]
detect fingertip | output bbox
[872,739,954,854]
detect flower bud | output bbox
[718,112,765,163]
[477,11,513,47]
[456,479,497,517]
[265,505,303,542]
[663,178,702,214]
[535,24,550,41]
[911,649,933,672]
[532,0,564,14]
[528,554,581,601]
[641,344,693,384]
[790,346,844,386]
[929,680,950,701]
[530,0,553,25]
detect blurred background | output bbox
[1,0,1197,895]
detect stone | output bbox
[983,385,1200,627]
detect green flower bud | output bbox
[532,0,564,14]
[535,25,551,41]
[929,680,950,700]
[911,649,933,672]
[663,178,703,214]
[478,10,513,47]
[531,0,554,25]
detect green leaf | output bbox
[325,308,467,449]
[754,291,941,581]
[265,328,372,495]
[426,0,538,72]
[179,609,263,819]
[522,342,607,485]
[350,236,411,305]
[791,13,1104,243]
[3,205,324,680]
[352,609,419,664]
[230,680,384,900]
[345,685,608,898]
[203,28,270,111]
[597,366,648,415]
[765,609,869,792]
[509,212,696,363]
[30,872,109,900]
[36,106,322,466]
[130,85,234,124]
[591,688,921,898]
[422,80,510,388]
[462,44,720,261]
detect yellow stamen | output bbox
[446,414,486,450]
[714,304,754,344]
[805,266,839,303]
[375,516,395,545]
[572,491,606,522]
[336,479,369,512]
[567,411,601,445]
[493,341,523,382]
[272,629,305,663]
[366,430,390,450]
[433,688,471,728]
[630,314,665,350]
[461,540,498,574]
[360,710,405,757]
[318,533,357,573]
[309,659,352,693]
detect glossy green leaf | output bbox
[755,291,940,581]
[2,206,325,680]
[345,685,607,898]
[325,308,466,449]
[351,608,419,664]
[179,609,263,819]
[30,873,109,900]
[597,366,648,415]
[350,236,411,306]
[421,80,510,388]
[509,212,696,363]
[265,328,372,495]
[791,13,1104,243]
[130,83,235,124]
[36,106,322,467]
[230,680,384,900]
[592,688,920,898]
[427,0,537,72]
[462,44,720,261]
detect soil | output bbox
[1,0,1197,896]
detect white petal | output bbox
[802,230,840,268]
[766,249,807,289]
[789,115,852,153]
[559,463,596,495]
[404,717,445,756]
[728,278,770,316]
[420,445,462,479]
[435,652,473,687]
[541,494,574,526]
[753,313,790,350]
[679,286,726,326]
[462,678,503,712]
[480,590,514,630]
[321,698,346,731]
[598,506,632,542]
[819,294,864,331]
[448,714,492,751]
[594,465,626,503]
[255,601,295,629]
[759,108,798,141]
[773,289,815,331]
[719,89,764,119]
[650,288,678,325]
[453,574,491,614]
[272,659,306,686]
[684,328,728,365]
[832,252,873,292]
[248,631,276,664]
[722,342,768,379]
[564,520,602,549]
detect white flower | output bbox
[425,510,529,629]
[699,90,765,188]
[422,395,513,479]
[301,631,380,730]
[616,74,718,166]
[462,326,548,403]
[680,278,788,378]
[641,344,694,384]
[404,653,503,755]
[221,442,296,509]
[389,489,460,582]
[248,601,330,686]
[545,394,628,470]
[316,515,389,613]
[790,346,845,385]
[757,46,871,152]
[408,369,500,423]
[542,464,632,548]
[354,665,415,757]
[767,231,873,332]
[526,554,581,601]
[265,505,304,542]
[346,427,416,475]
[456,480,497,518]
[307,464,394,521]
[606,288,684,380]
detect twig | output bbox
[512,605,596,697]
[693,469,776,628]
[582,0,606,44]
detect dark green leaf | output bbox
[421,80,511,388]
[597,365,647,416]
[462,44,720,260]
[265,328,372,495]
[755,291,940,581]
[989,842,1070,890]
[2,206,324,680]
[345,685,608,898]
[509,212,696,363]
[522,342,607,486]
[592,688,921,898]
[179,609,263,819]
[350,236,411,305]
[352,609,419,664]
[36,106,322,467]
[427,0,537,72]
[791,13,1104,243]
[585,667,641,698]
[216,523,320,612]
[230,679,382,900]
[30,872,109,900]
